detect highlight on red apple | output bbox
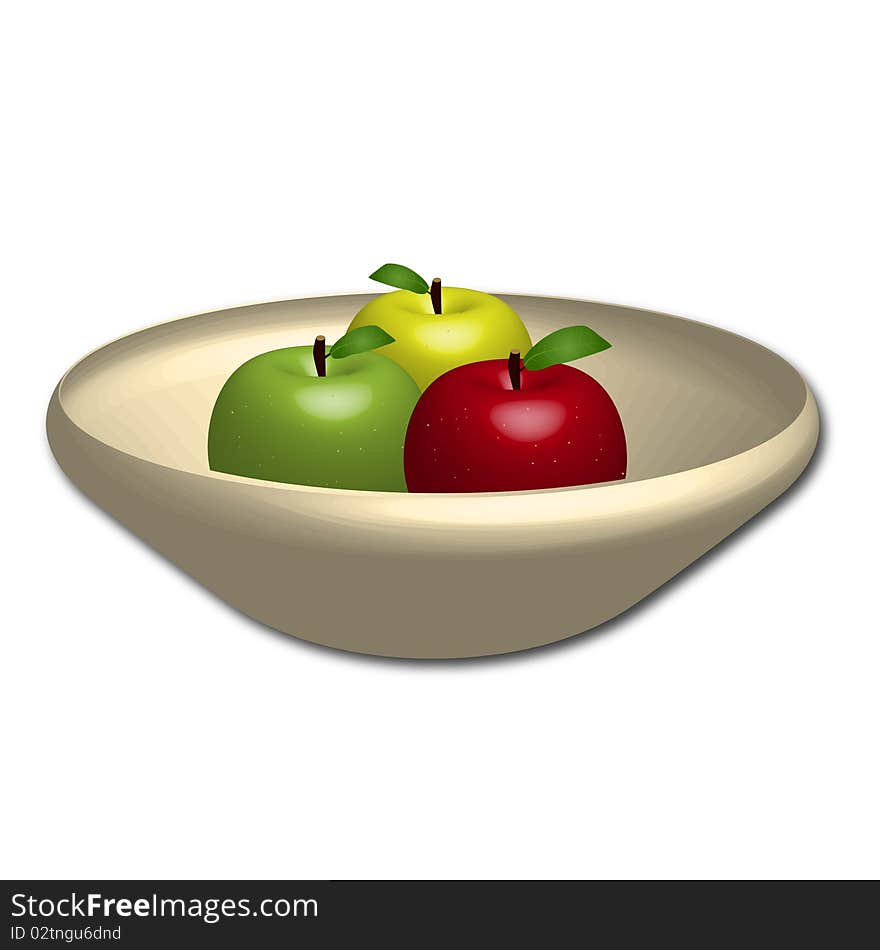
[403,325,626,493]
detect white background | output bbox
[2,1,878,879]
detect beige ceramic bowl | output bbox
[47,293,818,658]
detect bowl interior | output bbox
[58,293,808,486]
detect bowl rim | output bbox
[52,291,816,504]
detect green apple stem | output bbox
[430,277,442,315]
[314,335,327,377]
[508,350,521,390]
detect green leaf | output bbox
[369,263,430,295]
[329,324,395,360]
[523,326,611,370]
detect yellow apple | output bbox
[348,265,532,390]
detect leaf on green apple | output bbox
[329,325,395,360]
[369,263,430,295]
[523,326,611,370]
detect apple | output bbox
[346,262,533,390]
[404,326,626,492]
[208,325,420,491]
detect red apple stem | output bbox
[430,277,442,315]
[508,350,521,390]
[314,335,327,377]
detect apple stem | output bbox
[430,277,442,315]
[508,350,521,390]
[314,335,327,377]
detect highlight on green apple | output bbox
[345,263,533,390]
[208,325,420,491]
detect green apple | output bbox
[208,325,420,491]
[346,263,533,390]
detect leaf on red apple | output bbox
[523,326,611,370]
[329,324,395,360]
[369,263,430,295]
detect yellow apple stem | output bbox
[430,277,442,315]
[314,335,327,377]
[508,350,521,390]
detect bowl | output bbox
[46,293,819,658]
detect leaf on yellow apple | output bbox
[369,263,430,295]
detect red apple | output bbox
[404,326,626,492]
